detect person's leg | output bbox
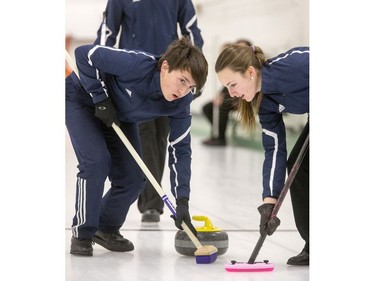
[202,101,227,146]
[286,121,309,265]
[202,101,214,126]
[66,78,111,255]
[99,122,145,229]
[92,122,144,252]
[217,102,233,144]
[151,116,168,211]
[202,101,214,138]
[67,107,110,239]
[137,117,168,222]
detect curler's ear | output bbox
[161,60,169,69]
[247,65,257,78]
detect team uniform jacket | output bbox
[71,45,194,199]
[94,0,203,53]
[259,47,309,199]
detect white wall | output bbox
[65,0,309,114]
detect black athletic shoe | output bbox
[70,237,93,256]
[202,138,226,146]
[287,250,309,265]
[141,209,160,223]
[93,230,134,252]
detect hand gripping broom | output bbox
[65,50,218,264]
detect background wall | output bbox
[65,0,309,114]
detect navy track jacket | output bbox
[259,47,309,199]
[73,45,194,199]
[94,0,203,53]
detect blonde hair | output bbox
[215,44,266,131]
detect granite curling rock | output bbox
[174,215,229,256]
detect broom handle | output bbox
[111,124,203,249]
[271,133,309,217]
[65,49,203,250]
[248,133,309,264]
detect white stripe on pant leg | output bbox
[72,177,87,238]
[81,178,87,226]
[72,178,81,237]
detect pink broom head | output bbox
[224,260,275,272]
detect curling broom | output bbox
[225,132,309,272]
[65,49,218,264]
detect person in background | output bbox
[215,44,309,265]
[66,37,208,256]
[202,38,252,146]
[94,0,204,223]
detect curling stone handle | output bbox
[192,215,215,229]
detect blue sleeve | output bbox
[74,45,109,103]
[259,112,287,199]
[94,0,123,46]
[75,44,150,103]
[178,0,204,49]
[167,109,192,200]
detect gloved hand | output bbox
[171,197,197,237]
[258,203,281,236]
[95,98,120,127]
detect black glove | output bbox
[258,203,281,236]
[95,98,120,127]
[170,197,197,237]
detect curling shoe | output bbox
[70,237,94,256]
[93,230,134,252]
[142,209,161,222]
[287,250,309,265]
[202,138,226,146]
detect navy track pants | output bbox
[287,120,309,252]
[66,76,145,239]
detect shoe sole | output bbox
[141,216,160,223]
[92,236,134,252]
[287,261,309,266]
[70,250,93,256]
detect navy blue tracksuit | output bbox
[259,47,310,252]
[66,45,194,239]
[94,0,204,214]
[94,0,203,54]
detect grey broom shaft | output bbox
[248,133,309,264]
[272,133,309,216]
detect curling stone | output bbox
[174,215,229,256]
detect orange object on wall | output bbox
[65,35,73,77]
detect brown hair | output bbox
[157,36,208,97]
[215,44,266,131]
[235,38,253,47]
